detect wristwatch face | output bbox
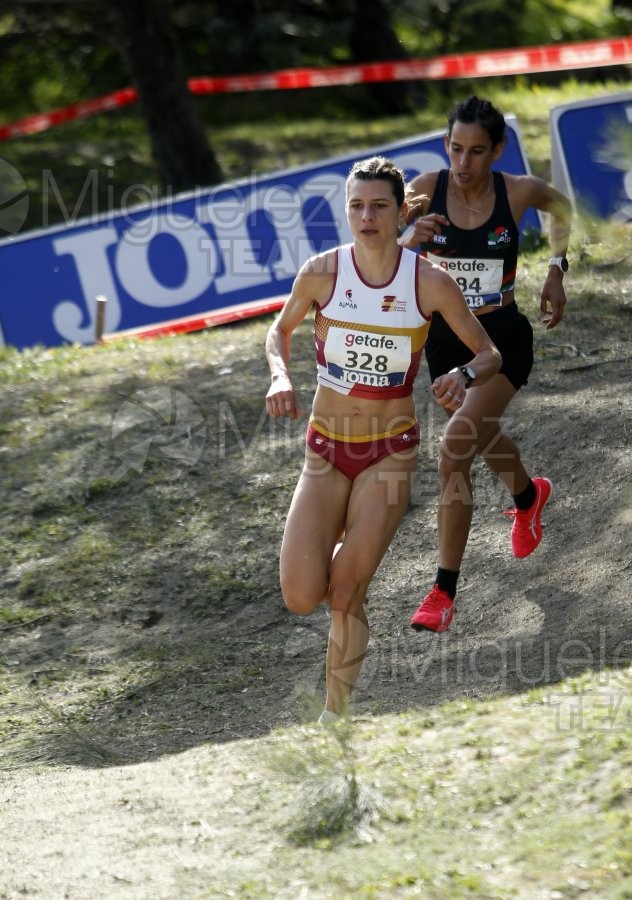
[551,257,569,272]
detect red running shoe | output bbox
[505,476,553,559]
[410,585,454,632]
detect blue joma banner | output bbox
[0,118,539,349]
[550,90,632,223]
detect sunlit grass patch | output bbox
[268,716,385,846]
[173,669,632,898]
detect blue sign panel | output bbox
[550,91,632,222]
[0,118,539,349]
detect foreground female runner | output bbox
[265,155,501,721]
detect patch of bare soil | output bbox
[1,297,631,897]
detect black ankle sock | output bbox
[436,567,459,600]
[513,479,536,511]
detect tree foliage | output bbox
[2,0,224,190]
[0,0,628,190]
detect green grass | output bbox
[175,676,632,898]
[0,243,630,894]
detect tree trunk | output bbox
[108,0,223,191]
[348,0,420,114]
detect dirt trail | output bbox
[1,301,631,898]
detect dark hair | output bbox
[346,156,406,207]
[447,96,507,148]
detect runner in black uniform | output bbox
[420,169,533,392]
[402,95,572,634]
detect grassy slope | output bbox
[1,79,631,897]
[194,686,632,898]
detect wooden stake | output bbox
[95,295,107,343]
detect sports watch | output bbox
[449,365,476,388]
[548,256,569,272]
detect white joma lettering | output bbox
[342,371,389,386]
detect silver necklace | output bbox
[449,172,493,215]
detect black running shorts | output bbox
[424,302,534,391]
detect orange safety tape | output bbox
[1,37,630,141]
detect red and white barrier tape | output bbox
[1,37,630,141]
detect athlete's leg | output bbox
[477,385,530,497]
[280,448,351,616]
[437,373,526,570]
[324,448,417,714]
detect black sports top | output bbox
[418,169,520,310]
